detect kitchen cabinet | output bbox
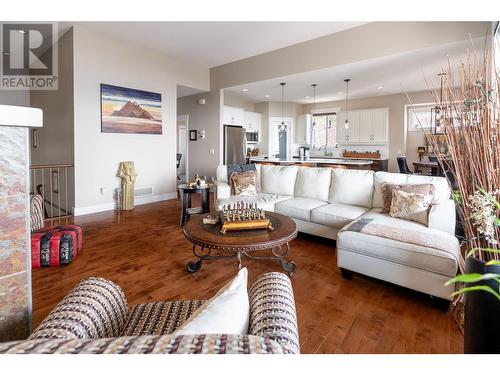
[337,108,388,144]
[294,114,312,143]
[336,111,360,143]
[223,106,245,126]
[243,111,261,132]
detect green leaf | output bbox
[486,260,500,266]
[466,247,500,257]
[496,217,500,227]
[451,285,500,301]
[445,273,500,285]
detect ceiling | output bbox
[177,85,206,98]
[67,21,367,68]
[225,37,484,104]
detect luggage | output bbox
[31,225,83,269]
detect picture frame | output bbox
[189,130,197,141]
[100,83,162,135]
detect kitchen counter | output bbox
[248,156,373,167]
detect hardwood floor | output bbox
[32,197,463,354]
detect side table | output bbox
[178,183,212,226]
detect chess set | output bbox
[217,201,273,233]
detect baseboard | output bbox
[73,192,177,216]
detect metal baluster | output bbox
[57,167,61,217]
[65,166,68,216]
[50,167,53,218]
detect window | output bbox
[407,104,434,131]
[311,112,336,149]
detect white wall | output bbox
[177,90,223,180]
[72,26,209,215]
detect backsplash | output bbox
[310,144,389,159]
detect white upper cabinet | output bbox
[371,108,389,143]
[295,114,312,143]
[243,111,261,132]
[336,108,388,144]
[223,106,245,126]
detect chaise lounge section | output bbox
[215,164,460,302]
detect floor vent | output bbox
[135,186,153,197]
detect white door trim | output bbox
[177,114,189,182]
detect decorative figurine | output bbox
[117,161,137,211]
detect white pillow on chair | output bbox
[173,267,249,335]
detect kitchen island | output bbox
[249,156,374,170]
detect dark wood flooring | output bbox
[32,197,463,353]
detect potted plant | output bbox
[424,46,499,353]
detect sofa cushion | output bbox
[329,169,374,208]
[382,183,436,213]
[275,197,326,221]
[406,174,451,204]
[389,189,433,225]
[338,208,460,276]
[217,193,292,212]
[174,268,249,335]
[310,203,370,229]
[294,167,332,202]
[373,172,408,208]
[260,165,299,196]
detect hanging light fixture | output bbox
[432,72,446,135]
[311,84,317,127]
[279,82,287,131]
[344,79,351,129]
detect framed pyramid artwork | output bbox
[100,83,162,134]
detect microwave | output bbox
[246,131,259,143]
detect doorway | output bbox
[177,115,189,184]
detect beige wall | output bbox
[177,89,223,180]
[211,22,489,89]
[72,25,210,215]
[302,90,434,172]
[223,91,256,111]
[30,29,74,165]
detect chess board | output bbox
[220,201,273,233]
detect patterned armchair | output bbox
[0,272,299,354]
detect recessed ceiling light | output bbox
[305,96,311,99]
[337,92,343,95]
[265,94,270,98]
[242,88,248,92]
[18,30,27,34]
[377,86,383,90]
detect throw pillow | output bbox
[382,183,436,213]
[230,170,258,196]
[389,189,433,225]
[173,267,249,335]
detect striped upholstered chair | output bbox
[0,273,299,354]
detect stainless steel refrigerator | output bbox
[224,125,246,165]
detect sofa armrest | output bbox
[0,334,283,354]
[428,199,456,235]
[215,180,231,201]
[30,194,44,232]
[29,277,129,340]
[248,272,300,354]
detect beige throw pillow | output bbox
[389,189,433,225]
[173,267,249,335]
[382,183,436,213]
[230,170,258,196]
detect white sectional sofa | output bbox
[215,164,460,302]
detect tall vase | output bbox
[464,256,500,353]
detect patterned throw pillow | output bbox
[382,183,436,213]
[389,189,433,225]
[230,170,258,196]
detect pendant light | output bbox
[279,82,287,131]
[311,84,317,127]
[433,72,446,134]
[344,79,351,129]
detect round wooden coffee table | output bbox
[183,211,297,274]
